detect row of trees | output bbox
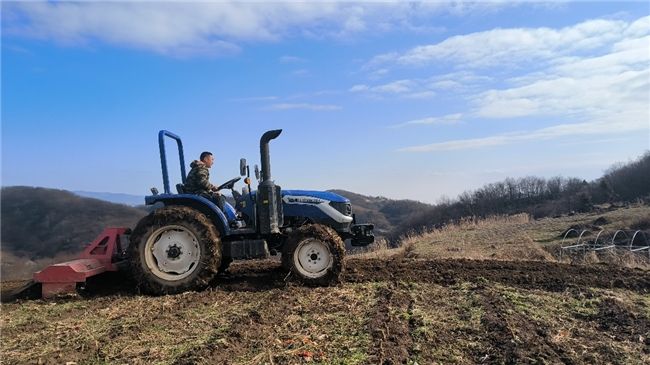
[390,152,650,241]
[599,151,650,202]
[455,176,590,217]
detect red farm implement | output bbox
[32,227,130,299]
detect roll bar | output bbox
[158,130,187,194]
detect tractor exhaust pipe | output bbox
[259,129,282,182]
[257,129,283,234]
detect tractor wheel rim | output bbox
[293,238,332,278]
[144,225,201,281]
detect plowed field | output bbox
[1,253,648,364]
[2,206,649,364]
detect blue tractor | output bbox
[129,129,374,294]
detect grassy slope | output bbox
[1,206,649,364]
[407,205,650,268]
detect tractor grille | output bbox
[330,201,352,216]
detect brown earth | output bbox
[4,255,647,303]
[2,252,648,364]
[345,257,650,293]
[2,207,650,364]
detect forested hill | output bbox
[329,190,432,236]
[1,186,147,258]
[0,186,429,260]
[391,152,650,240]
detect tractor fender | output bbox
[145,194,231,237]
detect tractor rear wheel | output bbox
[129,206,221,295]
[218,257,233,274]
[282,224,345,286]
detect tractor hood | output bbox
[281,190,349,203]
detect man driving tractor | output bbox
[184,151,226,212]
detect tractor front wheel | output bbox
[129,206,221,295]
[282,224,345,286]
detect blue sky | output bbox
[2,1,649,203]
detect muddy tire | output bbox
[129,206,221,295]
[218,257,233,274]
[282,224,345,286]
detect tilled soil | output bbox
[476,289,576,364]
[213,255,650,294]
[344,257,650,293]
[367,284,414,364]
[1,254,649,364]
[3,256,648,302]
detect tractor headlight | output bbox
[329,202,352,216]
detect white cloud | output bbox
[368,68,389,80]
[228,96,279,102]
[475,68,650,119]
[291,69,310,77]
[391,113,463,128]
[623,14,650,38]
[279,56,306,63]
[372,79,415,94]
[399,113,649,152]
[368,16,647,69]
[473,30,650,119]
[351,70,493,99]
[369,15,649,151]
[267,103,341,111]
[349,79,430,98]
[349,84,370,92]
[349,80,415,94]
[2,1,519,57]
[2,2,349,56]
[403,91,437,99]
[401,135,511,152]
[429,80,463,90]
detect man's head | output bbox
[200,151,214,168]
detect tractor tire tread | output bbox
[282,224,345,286]
[128,206,221,295]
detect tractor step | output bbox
[223,239,269,260]
[32,227,130,299]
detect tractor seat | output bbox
[176,183,186,194]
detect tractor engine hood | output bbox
[281,190,349,203]
[245,190,349,203]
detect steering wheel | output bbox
[216,177,241,191]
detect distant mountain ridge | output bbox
[329,189,432,236]
[1,186,426,264]
[75,188,432,236]
[73,191,144,206]
[1,186,147,258]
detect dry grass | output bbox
[407,212,555,262]
[407,205,650,269]
[1,251,81,281]
[350,237,414,260]
[1,284,378,364]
